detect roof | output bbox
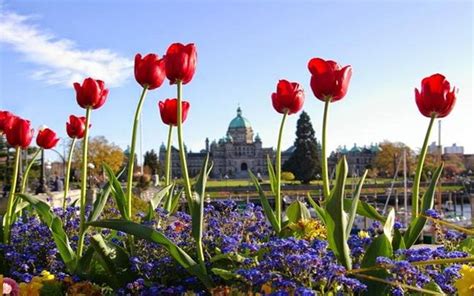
[228,107,252,129]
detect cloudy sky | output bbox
[0,0,472,164]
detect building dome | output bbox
[228,107,252,129]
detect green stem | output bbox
[77,107,92,257]
[3,147,21,244]
[176,81,204,271]
[126,86,149,218]
[412,114,436,217]
[63,138,77,210]
[164,125,173,210]
[275,111,288,226]
[353,273,442,295]
[321,97,331,200]
[20,148,42,194]
[176,81,193,203]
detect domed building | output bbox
[159,106,290,179]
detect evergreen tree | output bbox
[283,111,321,184]
[144,149,162,175]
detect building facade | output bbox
[159,107,290,179]
[328,143,380,176]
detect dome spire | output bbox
[237,105,242,117]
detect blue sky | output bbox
[1,0,473,164]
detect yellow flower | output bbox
[455,264,474,296]
[40,270,55,281]
[19,281,43,296]
[358,230,369,239]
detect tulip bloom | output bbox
[66,115,88,139]
[73,78,109,110]
[0,111,16,134]
[164,43,197,85]
[415,73,457,118]
[308,58,352,102]
[271,80,305,115]
[6,117,34,149]
[159,98,190,126]
[36,127,59,149]
[134,53,166,90]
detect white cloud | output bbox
[0,9,133,87]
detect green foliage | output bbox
[145,184,173,221]
[346,170,368,239]
[458,237,474,255]
[283,111,321,184]
[103,164,129,221]
[87,219,214,288]
[17,193,77,271]
[286,201,311,223]
[325,157,352,269]
[360,209,395,295]
[404,163,444,248]
[249,170,280,233]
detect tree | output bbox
[442,154,465,177]
[143,149,163,175]
[374,141,415,177]
[73,136,124,177]
[283,111,321,184]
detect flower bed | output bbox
[0,42,472,295]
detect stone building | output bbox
[328,143,380,176]
[159,107,291,179]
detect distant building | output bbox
[328,143,380,176]
[159,107,291,179]
[428,141,442,155]
[444,143,464,155]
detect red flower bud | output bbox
[36,127,59,149]
[271,79,305,115]
[0,111,16,134]
[415,73,457,118]
[73,77,109,110]
[308,58,352,102]
[158,98,190,126]
[164,43,197,85]
[6,117,34,149]
[134,53,166,90]
[66,115,88,139]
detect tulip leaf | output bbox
[249,170,280,233]
[360,233,393,295]
[267,154,277,195]
[346,169,368,239]
[87,219,214,288]
[89,233,132,288]
[103,164,129,221]
[145,184,173,221]
[89,167,125,223]
[192,154,212,248]
[383,208,395,243]
[404,163,443,248]
[343,198,386,223]
[325,157,352,270]
[393,228,406,251]
[211,268,240,280]
[306,193,327,224]
[286,200,311,223]
[74,246,95,276]
[17,193,76,271]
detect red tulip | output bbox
[66,115,88,139]
[73,78,109,109]
[0,111,16,134]
[308,58,352,102]
[164,43,197,85]
[415,73,457,118]
[6,117,34,149]
[271,79,305,115]
[158,98,190,126]
[36,127,60,149]
[134,53,166,90]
